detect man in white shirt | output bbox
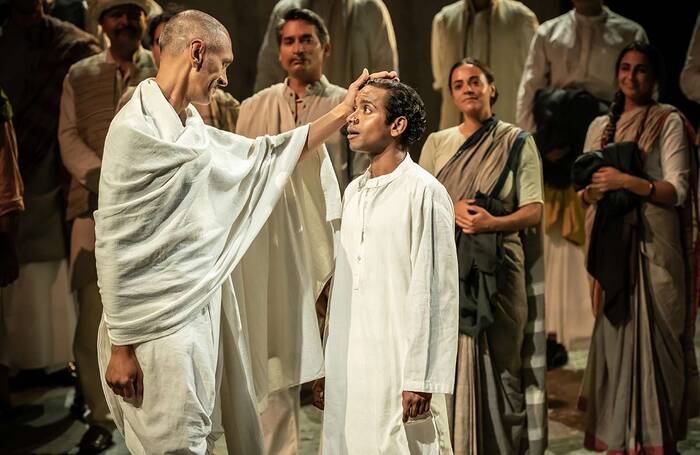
[515,0,647,354]
[517,0,647,132]
[315,78,458,454]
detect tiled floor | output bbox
[2,327,699,454]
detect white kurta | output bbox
[323,155,458,454]
[681,12,700,103]
[516,6,647,132]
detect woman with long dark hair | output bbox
[577,41,700,453]
[420,58,546,455]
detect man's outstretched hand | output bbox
[106,344,143,404]
[402,390,432,422]
[306,69,397,156]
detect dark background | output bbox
[172,0,698,156]
[12,0,697,153]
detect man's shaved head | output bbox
[159,9,230,56]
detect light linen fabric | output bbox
[431,0,537,128]
[323,155,458,454]
[254,0,398,91]
[95,78,328,453]
[579,105,698,453]
[420,125,544,207]
[236,76,344,455]
[237,76,365,190]
[681,12,700,103]
[516,7,647,132]
[584,111,690,206]
[0,260,76,369]
[515,6,646,352]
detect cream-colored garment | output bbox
[95,79,336,453]
[431,0,537,128]
[254,0,398,91]
[323,155,458,454]
[235,77,344,454]
[681,12,700,103]
[516,7,647,132]
[238,76,366,190]
[118,86,240,133]
[0,260,76,369]
[98,292,223,455]
[543,218,594,349]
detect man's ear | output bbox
[190,39,205,70]
[323,42,331,58]
[390,116,408,140]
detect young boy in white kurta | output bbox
[316,79,459,454]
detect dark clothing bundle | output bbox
[572,141,646,325]
[533,88,608,188]
[457,131,529,336]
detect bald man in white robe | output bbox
[95,9,395,454]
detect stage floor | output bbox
[2,326,699,454]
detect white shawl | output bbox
[95,79,333,451]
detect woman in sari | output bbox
[578,41,700,453]
[420,58,547,455]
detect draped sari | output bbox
[578,102,700,453]
[432,118,547,454]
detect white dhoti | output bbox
[260,386,300,455]
[543,221,594,349]
[97,290,223,455]
[0,259,75,369]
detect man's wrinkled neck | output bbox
[155,66,191,125]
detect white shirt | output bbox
[516,7,647,132]
[323,154,458,454]
[681,12,700,103]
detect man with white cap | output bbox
[57,0,159,451]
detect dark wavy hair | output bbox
[447,57,499,106]
[603,41,666,145]
[360,79,427,149]
[614,41,666,99]
[275,8,330,46]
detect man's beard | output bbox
[110,26,141,43]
